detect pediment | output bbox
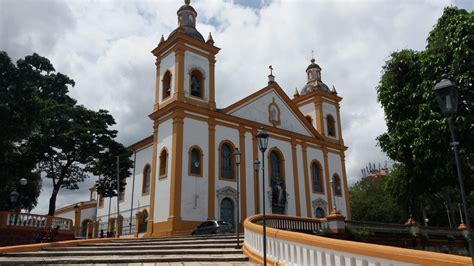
[223,84,322,139]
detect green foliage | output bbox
[344,227,370,242]
[376,7,474,222]
[350,176,407,223]
[0,51,133,215]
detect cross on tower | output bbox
[311,49,314,59]
[269,65,273,76]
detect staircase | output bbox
[0,234,254,265]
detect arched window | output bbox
[159,149,168,178]
[332,174,342,196]
[305,115,313,125]
[220,142,234,180]
[326,115,336,137]
[315,207,325,218]
[190,70,204,98]
[311,161,324,193]
[269,149,286,215]
[162,71,172,100]
[189,146,203,176]
[142,165,151,195]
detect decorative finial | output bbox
[159,35,165,44]
[331,85,337,94]
[311,49,314,59]
[293,88,300,98]
[268,65,275,84]
[185,0,191,5]
[206,32,214,45]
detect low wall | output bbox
[0,211,75,246]
[243,214,471,266]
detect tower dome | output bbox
[169,0,205,42]
[300,58,330,95]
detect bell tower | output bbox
[293,58,344,145]
[151,0,220,111]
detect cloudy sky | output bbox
[1,0,472,214]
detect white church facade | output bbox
[92,0,351,237]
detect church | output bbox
[92,0,351,237]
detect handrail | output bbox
[0,211,73,231]
[243,214,471,266]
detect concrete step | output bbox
[3,248,243,257]
[42,243,243,251]
[0,254,249,264]
[112,234,244,243]
[82,239,244,246]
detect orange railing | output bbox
[243,214,471,266]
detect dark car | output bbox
[191,220,234,235]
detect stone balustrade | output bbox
[243,214,471,266]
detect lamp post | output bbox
[234,148,241,249]
[256,127,269,266]
[433,76,473,259]
[444,201,452,229]
[254,160,261,213]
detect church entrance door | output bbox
[220,198,235,226]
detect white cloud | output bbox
[1,0,458,213]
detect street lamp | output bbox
[234,147,241,249]
[9,190,19,210]
[433,76,473,259]
[256,127,269,266]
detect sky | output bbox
[1,0,472,214]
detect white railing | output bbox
[51,217,72,230]
[7,213,47,228]
[5,212,72,231]
[243,214,471,266]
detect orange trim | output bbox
[0,237,128,254]
[292,88,342,105]
[323,148,333,212]
[128,135,153,152]
[239,127,247,220]
[222,82,324,141]
[340,151,351,219]
[291,140,301,216]
[152,31,220,59]
[149,101,347,152]
[154,61,160,111]
[244,214,471,266]
[242,242,281,266]
[208,118,216,219]
[252,128,260,214]
[145,124,158,237]
[301,143,311,217]
[336,102,344,145]
[208,57,216,110]
[169,111,184,223]
[174,47,185,102]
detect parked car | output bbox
[191,220,234,235]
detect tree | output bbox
[0,51,133,215]
[376,7,474,223]
[0,52,44,211]
[350,174,407,224]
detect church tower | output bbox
[293,58,344,145]
[151,0,220,111]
